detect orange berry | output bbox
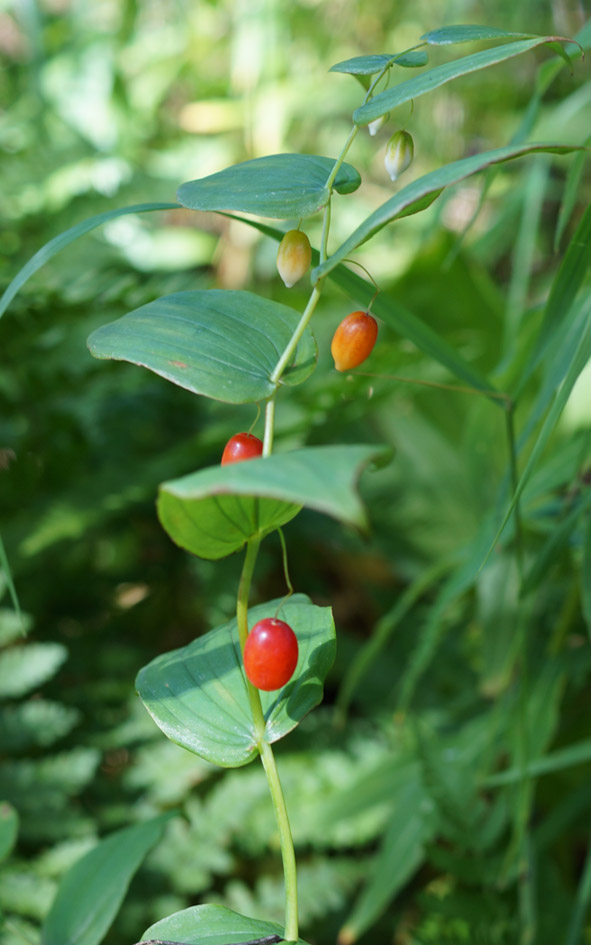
[331,311,378,372]
[276,230,312,288]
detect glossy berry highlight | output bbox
[221,432,263,466]
[331,311,378,372]
[243,617,299,691]
[276,230,312,288]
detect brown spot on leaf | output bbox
[170,360,188,368]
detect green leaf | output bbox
[0,535,24,638]
[554,140,590,251]
[341,778,436,942]
[329,50,428,75]
[141,903,310,945]
[481,308,591,569]
[136,594,336,767]
[177,155,361,219]
[158,444,387,560]
[484,738,591,787]
[582,513,591,641]
[519,202,591,392]
[0,203,178,322]
[354,37,578,124]
[41,816,171,945]
[421,25,532,45]
[87,290,316,405]
[312,144,580,282]
[0,803,18,861]
[0,643,67,699]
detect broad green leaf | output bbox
[0,203,178,322]
[136,594,335,767]
[354,37,577,124]
[312,144,580,282]
[329,50,428,75]
[0,802,18,861]
[582,514,591,641]
[421,25,532,45]
[158,444,387,560]
[221,214,500,398]
[177,154,360,220]
[142,903,309,945]
[341,778,436,942]
[87,290,316,405]
[0,643,67,699]
[41,816,171,945]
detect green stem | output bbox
[270,285,322,385]
[263,398,276,457]
[236,539,266,737]
[259,738,299,942]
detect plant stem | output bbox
[263,398,276,457]
[270,285,322,385]
[236,539,266,737]
[259,738,299,943]
[236,541,298,940]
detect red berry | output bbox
[331,311,378,372]
[221,432,263,465]
[243,618,299,691]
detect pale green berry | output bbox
[276,230,312,288]
[384,130,414,182]
[368,113,389,136]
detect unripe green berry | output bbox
[384,130,414,182]
[276,230,312,288]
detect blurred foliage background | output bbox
[1,1,591,944]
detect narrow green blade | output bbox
[41,816,171,945]
[354,37,577,124]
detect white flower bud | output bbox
[384,130,414,182]
[368,113,389,136]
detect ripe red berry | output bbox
[243,618,299,691]
[331,311,378,372]
[221,432,263,466]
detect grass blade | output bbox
[0,202,178,322]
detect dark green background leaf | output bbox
[0,802,19,861]
[136,594,336,767]
[88,290,316,404]
[177,154,361,219]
